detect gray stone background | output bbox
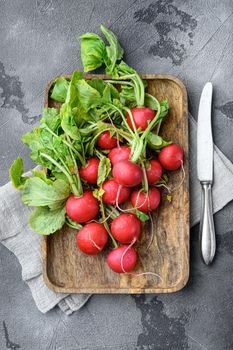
[1,0,233,349]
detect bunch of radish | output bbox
[64,27,185,274]
[65,114,184,273]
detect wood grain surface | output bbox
[42,74,189,294]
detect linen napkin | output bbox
[1,114,233,315]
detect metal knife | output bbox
[197,82,216,265]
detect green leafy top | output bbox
[81,33,106,72]
[50,77,69,103]
[29,206,66,235]
[21,177,70,209]
[100,24,124,73]
[97,156,111,186]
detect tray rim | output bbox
[42,73,189,294]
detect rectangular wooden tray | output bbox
[42,74,189,294]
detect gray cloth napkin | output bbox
[1,114,233,314]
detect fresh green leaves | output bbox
[65,70,82,107]
[29,206,66,235]
[97,156,111,186]
[22,127,44,163]
[112,61,145,107]
[32,169,52,184]
[147,133,172,150]
[76,79,102,111]
[88,79,106,94]
[81,33,106,72]
[50,77,69,102]
[60,105,81,140]
[81,26,124,74]
[41,108,61,132]
[9,157,27,189]
[112,60,136,77]
[9,157,71,235]
[21,178,70,209]
[100,24,124,73]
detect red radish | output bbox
[76,222,108,255]
[159,144,184,171]
[108,146,131,165]
[102,179,130,205]
[146,160,163,184]
[131,187,160,212]
[126,107,156,130]
[79,158,100,185]
[66,191,99,223]
[107,245,137,273]
[97,131,117,149]
[112,160,143,187]
[111,213,141,244]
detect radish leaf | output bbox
[93,188,105,201]
[41,107,61,132]
[29,206,66,235]
[9,157,27,190]
[81,33,106,72]
[60,105,81,140]
[22,178,70,209]
[100,25,124,73]
[77,79,102,111]
[50,77,69,103]
[97,157,111,186]
[88,79,106,94]
[32,169,53,184]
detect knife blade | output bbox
[197,82,216,265]
[197,82,213,182]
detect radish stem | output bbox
[100,199,118,248]
[66,217,82,230]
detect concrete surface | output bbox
[1,0,233,349]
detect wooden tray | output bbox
[42,74,189,294]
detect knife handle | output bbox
[199,182,216,265]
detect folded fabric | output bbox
[1,114,233,314]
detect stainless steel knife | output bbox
[197,82,216,265]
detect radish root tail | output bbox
[120,238,136,273]
[134,189,149,210]
[130,271,163,281]
[116,185,134,213]
[156,183,171,193]
[116,186,149,213]
[156,160,185,195]
[88,232,101,251]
